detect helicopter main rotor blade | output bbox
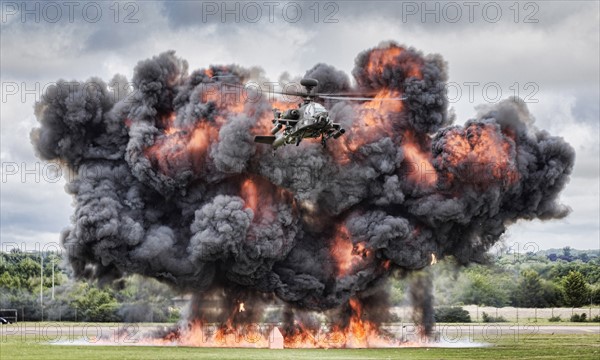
[315,91,381,97]
[211,79,406,100]
[217,82,308,97]
[318,95,407,101]
[269,89,309,97]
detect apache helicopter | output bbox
[253,78,406,149]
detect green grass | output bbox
[1,333,598,360]
[14,321,176,327]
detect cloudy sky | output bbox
[1,1,598,252]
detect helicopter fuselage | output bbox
[254,101,345,149]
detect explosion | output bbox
[31,42,574,347]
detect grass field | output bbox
[1,332,598,359]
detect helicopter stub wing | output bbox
[332,123,342,129]
[272,119,299,126]
[254,135,276,145]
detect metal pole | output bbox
[40,252,43,321]
[52,259,55,300]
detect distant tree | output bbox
[0,288,42,321]
[72,283,120,322]
[389,279,406,306]
[434,307,471,323]
[457,272,509,307]
[547,253,558,262]
[560,246,573,262]
[570,313,587,322]
[592,286,600,305]
[540,280,564,307]
[0,271,21,290]
[481,311,507,323]
[115,275,175,322]
[513,270,546,307]
[563,271,590,307]
[547,261,600,285]
[17,257,40,281]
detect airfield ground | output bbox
[0,323,598,359]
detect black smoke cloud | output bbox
[31,43,575,314]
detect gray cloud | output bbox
[1,0,598,255]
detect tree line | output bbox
[393,247,599,308]
[1,247,598,322]
[0,250,177,322]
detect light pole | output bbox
[40,251,43,321]
[590,294,593,321]
[51,257,55,300]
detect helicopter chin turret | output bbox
[316,114,329,126]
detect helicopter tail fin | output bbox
[254,136,276,145]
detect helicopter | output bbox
[253,78,406,149]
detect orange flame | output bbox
[367,47,402,76]
[382,259,392,270]
[239,176,295,223]
[366,45,422,80]
[331,226,354,276]
[363,90,404,115]
[333,96,401,164]
[283,298,397,348]
[240,178,259,214]
[153,320,268,348]
[402,131,438,187]
[330,226,371,277]
[346,298,371,347]
[144,115,217,176]
[441,124,519,187]
[120,299,428,349]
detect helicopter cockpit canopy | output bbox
[304,103,327,118]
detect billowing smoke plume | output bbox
[409,271,434,337]
[31,42,574,326]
